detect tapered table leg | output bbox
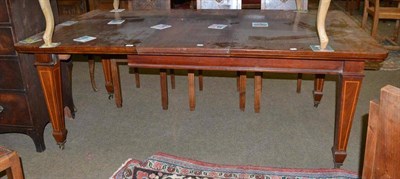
[101,59,114,96]
[35,54,67,149]
[188,70,195,111]
[110,59,122,108]
[239,72,246,111]
[296,73,302,93]
[254,72,262,113]
[236,71,240,92]
[313,74,325,107]
[133,68,140,88]
[332,61,364,168]
[198,70,203,91]
[170,69,176,90]
[88,56,98,92]
[160,69,168,110]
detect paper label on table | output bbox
[19,36,42,44]
[252,22,269,28]
[59,21,78,26]
[108,19,126,25]
[110,9,125,12]
[208,24,228,29]
[151,24,172,30]
[73,36,97,43]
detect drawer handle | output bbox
[0,105,3,113]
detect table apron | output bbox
[128,55,348,75]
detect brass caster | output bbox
[334,162,342,169]
[57,141,66,150]
[108,94,114,100]
[71,107,77,119]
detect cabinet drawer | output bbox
[0,0,10,23]
[0,60,24,90]
[0,92,32,126]
[0,27,16,55]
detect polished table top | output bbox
[15,9,387,61]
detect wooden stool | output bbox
[0,147,24,179]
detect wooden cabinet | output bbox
[87,0,114,10]
[0,0,58,152]
[57,0,88,21]
[56,0,261,13]
[57,0,197,14]
[243,0,261,9]
[86,0,142,10]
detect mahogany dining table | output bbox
[14,8,387,167]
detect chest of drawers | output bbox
[0,0,58,152]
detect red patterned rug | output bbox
[110,153,358,179]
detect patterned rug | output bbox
[380,51,400,71]
[110,153,359,179]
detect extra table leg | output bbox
[333,62,364,167]
[88,56,98,92]
[160,69,169,110]
[188,71,196,111]
[170,69,176,90]
[254,72,262,113]
[313,74,325,107]
[102,59,114,96]
[198,70,203,91]
[110,59,122,108]
[236,72,240,92]
[239,72,246,111]
[133,68,140,88]
[296,73,302,93]
[35,54,67,149]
